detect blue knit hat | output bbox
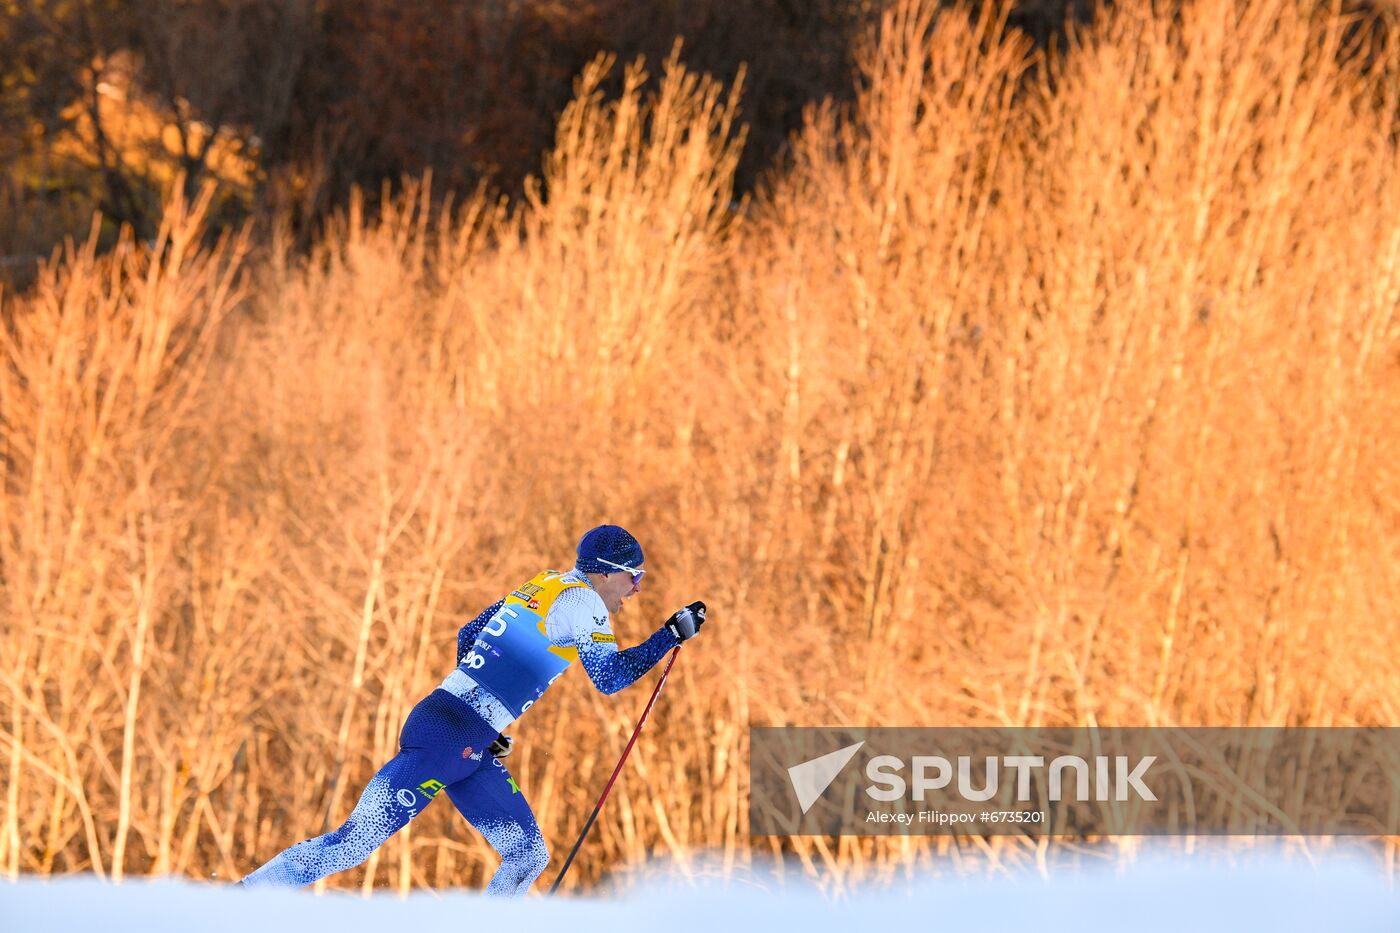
[576,525,645,574]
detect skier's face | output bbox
[597,566,643,614]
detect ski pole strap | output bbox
[549,645,682,895]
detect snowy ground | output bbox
[2,847,1396,932]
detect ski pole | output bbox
[549,645,682,895]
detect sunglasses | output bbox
[597,558,646,586]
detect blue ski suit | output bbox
[240,567,680,896]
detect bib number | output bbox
[483,605,519,637]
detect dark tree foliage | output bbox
[0,0,1102,263]
[1,1,144,228]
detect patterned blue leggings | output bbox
[241,690,548,897]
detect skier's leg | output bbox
[242,691,496,888]
[240,747,440,887]
[445,756,549,897]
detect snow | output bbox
[1,848,1396,933]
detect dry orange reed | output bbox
[2,0,1398,896]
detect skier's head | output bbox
[576,524,645,577]
[577,525,645,612]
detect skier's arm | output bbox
[457,597,505,665]
[578,627,681,696]
[548,587,680,696]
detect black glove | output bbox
[488,734,514,758]
[664,601,707,642]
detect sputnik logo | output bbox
[787,741,864,814]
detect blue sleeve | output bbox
[458,597,505,665]
[576,626,680,696]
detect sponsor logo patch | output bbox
[418,778,446,799]
[516,582,544,599]
[591,632,617,644]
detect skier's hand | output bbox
[488,734,514,758]
[664,601,707,642]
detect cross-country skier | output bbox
[240,524,706,896]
